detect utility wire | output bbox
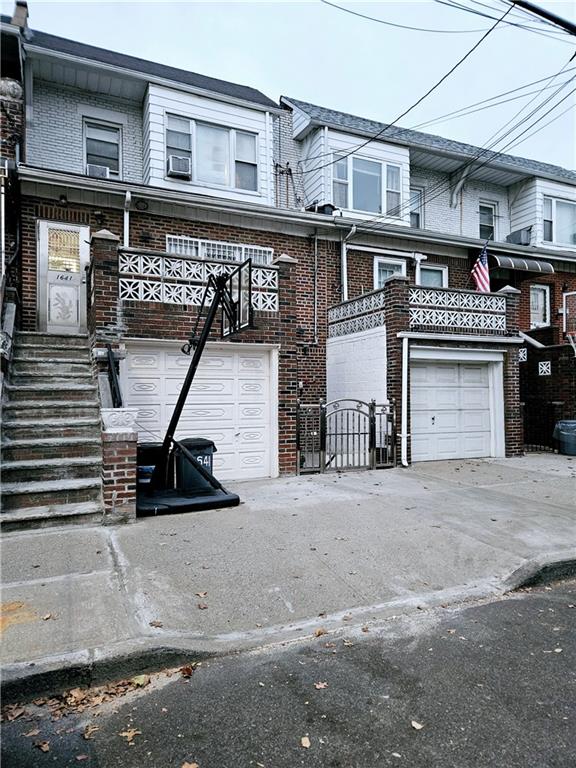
[468,0,567,30]
[320,0,488,33]
[300,2,514,177]
[505,101,575,153]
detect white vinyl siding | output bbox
[300,128,326,207]
[145,84,273,204]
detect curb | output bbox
[3,550,575,704]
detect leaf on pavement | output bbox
[195,591,208,598]
[42,613,55,621]
[35,741,50,752]
[83,724,99,740]
[197,603,208,610]
[180,664,197,678]
[76,756,89,762]
[119,728,141,744]
[131,674,150,688]
[181,762,199,768]
[314,681,329,689]
[3,705,26,721]
[300,736,311,748]
[411,720,424,730]
[23,728,40,737]
[343,639,354,647]
[361,625,370,633]
[314,628,327,637]
[149,620,163,628]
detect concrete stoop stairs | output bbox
[1,332,104,531]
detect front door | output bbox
[37,221,90,334]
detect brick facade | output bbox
[101,431,137,523]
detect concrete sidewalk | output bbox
[2,454,575,691]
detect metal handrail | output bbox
[105,344,123,408]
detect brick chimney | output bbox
[11,1,29,30]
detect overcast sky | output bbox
[2,0,575,169]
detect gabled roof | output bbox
[10,19,277,109]
[282,96,576,184]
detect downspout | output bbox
[341,224,356,302]
[123,190,131,248]
[313,228,318,345]
[401,336,409,467]
[413,252,427,284]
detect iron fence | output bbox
[521,400,560,453]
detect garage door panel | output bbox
[188,379,235,397]
[126,376,161,398]
[462,432,491,456]
[127,353,160,371]
[239,380,268,399]
[435,365,459,385]
[436,435,460,459]
[434,411,459,431]
[434,388,461,409]
[461,388,490,409]
[239,355,268,373]
[461,410,491,431]
[460,364,489,386]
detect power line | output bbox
[319,0,488,33]
[299,2,514,177]
[468,0,567,30]
[505,101,575,153]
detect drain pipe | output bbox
[123,191,131,248]
[400,336,409,467]
[313,228,319,345]
[341,225,356,302]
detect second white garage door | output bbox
[410,361,493,462]
[122,343,276,481]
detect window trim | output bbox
[164,113,260,194]
[418,264,448,288]
[543,195,576,246]
[409,187,424,229]
[373,256,407,290]
[479,201,497,241]
[83,118,122,178]
[529,283,551,329]
[332,153,402,217]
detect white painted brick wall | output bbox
[273,108,304,209]
[28,81,144,183]
[327,327,387,403]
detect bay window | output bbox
[332,153,402,216]
[543,196,576,246]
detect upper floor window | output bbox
[84,121,121,178]
[332,154,402,216]
[374,257,406,289]
[479,203,496,240]
[530,284,550,328]
[543,197,576,246]
[165,114,258,191]
[410,188,424,228]
[419,264,448,288]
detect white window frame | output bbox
[332,153,402,217]
[418,264,448,288]
[409,187,424,229]
[164,114,260,193]
[530,284,551,329]
[373,256,407,290]
[543,196,576,246]
[83,119,122,178]
[479,201,497,241]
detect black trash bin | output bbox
[553,420,576,456]
[137,443,164,489]
[176,438,217,492]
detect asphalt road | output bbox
[2,580,575,768]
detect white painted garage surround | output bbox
[122,342,278,481]
[410,349,505,463]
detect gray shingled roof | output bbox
[283,97,576,183]
[21,23,277,109]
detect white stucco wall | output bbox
[327,326,387,404]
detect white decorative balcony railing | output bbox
[408,287,506,333]
[328,289,387,338]
[117,249,279,312]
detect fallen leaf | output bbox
[76,756,89,762]
[3,705,26,721]
[258,682,265,687]
[314,681,329,689]
[411,720,424,730]
[131,674,150,687]
[314,628,327,637]
[83,724,99,740]
[119,728,141,744]
[35,741,50,752]
[197,603,208,610]
[324,642,336,648]
[149,620,163,628]
[300,736,311,749]
[447,629,456,634]
[195,591,208,598]
[554,648,563,653]
[342,614,352,621]
[42,613,54,621]
[343,639,354,647]
[23,728,40,737]
[181,763,199,768]
[361,625,370,633]
[180,665,196,678]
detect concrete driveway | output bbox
[2,455,575,688]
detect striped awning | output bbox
[492,255,554,274]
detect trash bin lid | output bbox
[177,437,217,452]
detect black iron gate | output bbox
[297,399,396,473]
[521,400,560,453]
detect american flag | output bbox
[471,242,491,292]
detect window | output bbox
[85,121,121,175]
[165,115,258,191]
[374,257,406,289]
[419,265,448,287]
[543,196,576,246]
[479,203,496,240]
[530,284,550,328]
[409,188,423,228]
[332,154,402,216]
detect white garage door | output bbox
[410,362,492,462]
[122,343,275,480]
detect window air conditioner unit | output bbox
[167,155,192,179]
[86,164,110,179]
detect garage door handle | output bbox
[431,415,436,424]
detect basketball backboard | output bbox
[221,259,252,338]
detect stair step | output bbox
[5,383,97,401]
[1,477,103,511]
[2,436,102,462]
[2,401,100,419]
[15,332,89,347]
[11,371,94,382]
[2,418,101,440]
[14,344,92,360]
[0,501,103,532]
[2,456,102,483]
[12,359,93,375]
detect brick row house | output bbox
[1,2,574,527]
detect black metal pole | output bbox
[150,277,224,489]
[512,0,576,36]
